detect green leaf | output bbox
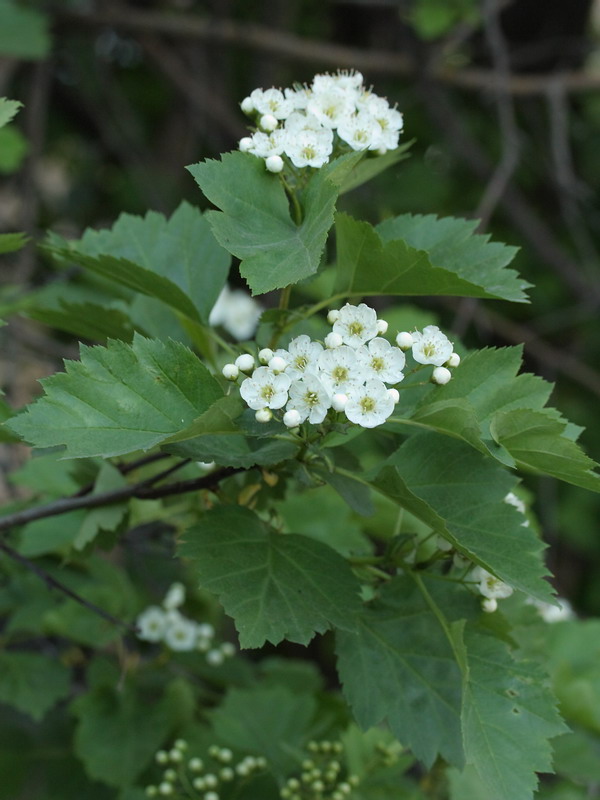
[0,652,70,721]
[0,231,28,254]
[166,430,299,468]
[26,301,136,343]
[334,213,528,302]
[338,141,414,195]
[7,334,223,458]
[375,433,553,602]
[408,398,491,459]
[336,575,467,768]
[188,151,339,295]
[211,685,317,779]
[0,4,50,59]
[70,202,230,324]
[0,124,27,173]
[313,466,374,517]
[179,505,361,648]
[462,631,566,800]
[491,408,600,492]
[19,510,87,557]
[74,463,129,550]
[72,682,173,788]
[0,97,22,128]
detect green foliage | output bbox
[0,231,28,254]
[179,505,361,647]
[334,212,528,302]
[189,151,341,295]
[0,97,22,128]
[6,334,224,457]
[0,652,71,721]
[0,2,50,59]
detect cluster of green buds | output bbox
[280,740,360,800]
[145,739,267,798]
[374,739,404,767]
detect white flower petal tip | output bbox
[283,409,302,428]
[265,155,284,173]
[432,366,452,385]
[222,363,239,380]
[395,331,413,350]
[234,353,256,373]
[255,408,273,423]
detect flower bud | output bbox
[376,146,387,155]
[376,319,389,334]
[189,758,204,772]
[206,649,225,666]
[220,641,236,657]
[164,769,177,781]
[332,393,348,412]
[146,788,158,798]
[220,767,234,781]
[158,783,173,796]
[395,331,413,350]
[432,366,452,385]
[240,96,255,114]
[204,774,218,788]
[260,113,278,132]
[265,155,284,173]
[222,363,239,380]
[482,597,498,613]
[235,353,255,373]
[218,748,233,763]
[268,355,287,373]
[168,749,182,763]
[239,137,253,152]
[283,409,302,428]
[255,408,272,423]
[258,347,274,364]
[387,388,400,404]
[447,352,461,367]
[197,461,215,471]
[324,332,343,348]
[204,793,219,800]
[156,751,169,765]
[327,309,340,324]
[193,777,205,790]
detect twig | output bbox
[0,539,138,633]
[51,5,600,96]
[0,466,242,536]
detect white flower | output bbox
[284,128,333,168]
[344,379,395,428]
[163,582,185,611]
[206,648,225,666]
[197,623,215,639]
[471,567,514,600]
[432,366,452,385]
[287,374,332,424]
[240,367,291,410]
[504,491,526,515]
[333,303,378,348]
[208,285,231,327]
[355,337,405,384]
[284,86,310,110]
[284,111,326,134]
[312,69,363,95]
[265,155,284,173]
[250,87,294,119]
[163,612,198,652]
[247,130,286,157]
[411,325,453,366]
[137,606,167,642]
[275,334,323,380]
[221,290,262,341]
[307,87,355,129]
[363,96,404,150]
[337,111,381,151]
[317,345,362,394]
[529,598,575,623]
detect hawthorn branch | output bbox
[51,5,600,97]
[0,540,139,633]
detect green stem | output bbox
[278,284,292,310]
[411,571,467,675]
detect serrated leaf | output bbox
[74,463,128,550]
[375,433,553,602]
[462,631,566,800]
[69,202,229,324]
[0,97,22,128]
[27,301,136,343]
[0,231,28,254]
[0,652,70,721]
[72,682,172,788]
[188,151,340,295]
[334,213,528,302]
[166,430,299,468]
[338,140,414,195]
[336,575,466,768]
[491,408,600,492]
[211,685,316,779]
[179,505,361,647]
[7,334,223,458]
[0,4,50,59]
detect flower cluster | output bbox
[209,283,262,341]
[281,740,360,800]
[238,70,403,172]
[145,739,267,798]
[470,566,514,613]
[136,583,235,665]
[223,304,458,430]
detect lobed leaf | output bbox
[179,505,361,648]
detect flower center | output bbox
[301,145,317,160]
[423,343,436,358]
[360,396,376,413]
[304,390,320,407]
[348,321,364,337]
[332,366,349,383]
[370,356,385,373]
[261,385,275,401]
[354,129,368,142]
[294,355,309,371]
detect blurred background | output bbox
[1,0,599,612]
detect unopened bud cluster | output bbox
[281,740,359,800]
[136,583,235,664]
[238,70,404,172]
[222,305,459,430]
[146,740,267,798]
